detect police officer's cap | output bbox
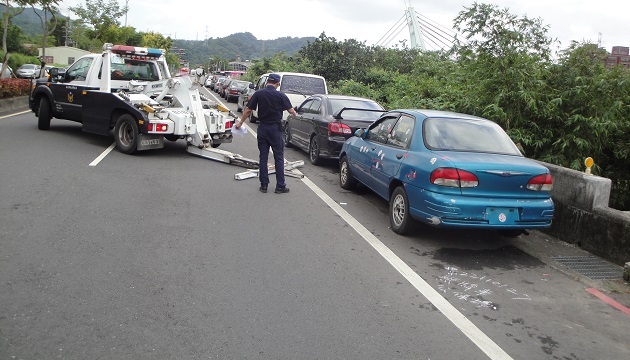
[268,73,281,83]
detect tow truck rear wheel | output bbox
[38,97,51,130]
[114,114,139,154]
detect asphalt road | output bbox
[1,86,629,360]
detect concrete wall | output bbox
[0,96,29,116]
[542,162,630,266]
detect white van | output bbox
[248,72,327,122]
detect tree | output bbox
[142,32,172,52]
[298,32,374,85]
[1,0,29,77]
[69,0,127,44]
[451,2,556,149]
[31,0,61,76]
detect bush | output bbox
[0,78,31,99]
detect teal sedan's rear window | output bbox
[424,117,522,156]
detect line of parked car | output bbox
[205,74,254,109]
[203,70,555,237]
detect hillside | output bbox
[7,6,315,63]
[2,4,66,37]
[173,32,316,64]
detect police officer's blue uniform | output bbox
[246,75,293,192]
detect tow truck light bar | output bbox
[111,45,164,59]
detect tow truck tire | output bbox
[38,97,51,130]
[114,114,139,154]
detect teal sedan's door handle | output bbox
[371,147,376,151]
[396,153,403,159]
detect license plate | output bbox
[485,207,519,225]
[137,134,164,150]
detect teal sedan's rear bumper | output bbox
[405,185,554,229]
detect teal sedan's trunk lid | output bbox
[436,151,552,199]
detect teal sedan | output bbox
[339,109,554,236]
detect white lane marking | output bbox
[245,121,512,358]
[0,110,30,119]
[89,143,116,166]
[300,177,514,360]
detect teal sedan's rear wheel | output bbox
[390,186,414,235]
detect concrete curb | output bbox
[0,96,30,116]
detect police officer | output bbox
[235,73,297,194]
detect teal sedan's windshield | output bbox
[424,117,522,156]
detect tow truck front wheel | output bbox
[114,114,139,154]
[38,97,51,130]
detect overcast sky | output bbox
[58,0,628,51]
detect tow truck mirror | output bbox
[48,67,64,82]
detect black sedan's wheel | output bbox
[114,114,139,154]
[38,97,51,130]
[283,124,293,148]
[308,135,322,165]
[248,111,257,124]
[339,156,357,190]
[390,186,415,235]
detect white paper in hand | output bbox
[231,124,248,137]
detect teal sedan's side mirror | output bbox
[355,129,365,137]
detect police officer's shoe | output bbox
[274,186,290,194]
[259,185,268,193]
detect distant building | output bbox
[229,60,251,72]
[605,46,630,69]
[37,46,91,66]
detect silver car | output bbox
[16,64,41,79]
[0,62,14,78]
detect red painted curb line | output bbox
[586,288,630,316]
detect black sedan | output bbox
[283,94,384,165]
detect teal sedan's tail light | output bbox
[526,173,553,191]
[430,168,479,188]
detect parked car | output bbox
[207,75,225,90]
[219,78,233,98]
[249,72,327,122]
[0,62,14,78]
[284,94,385,165]
[16,64,41,79]
[237,83,255,112]
[214,77,227,93]
[224,80,250,103]
[339,109,554,235]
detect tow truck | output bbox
[29,43,257,167]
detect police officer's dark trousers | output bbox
[257,122,285,188]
